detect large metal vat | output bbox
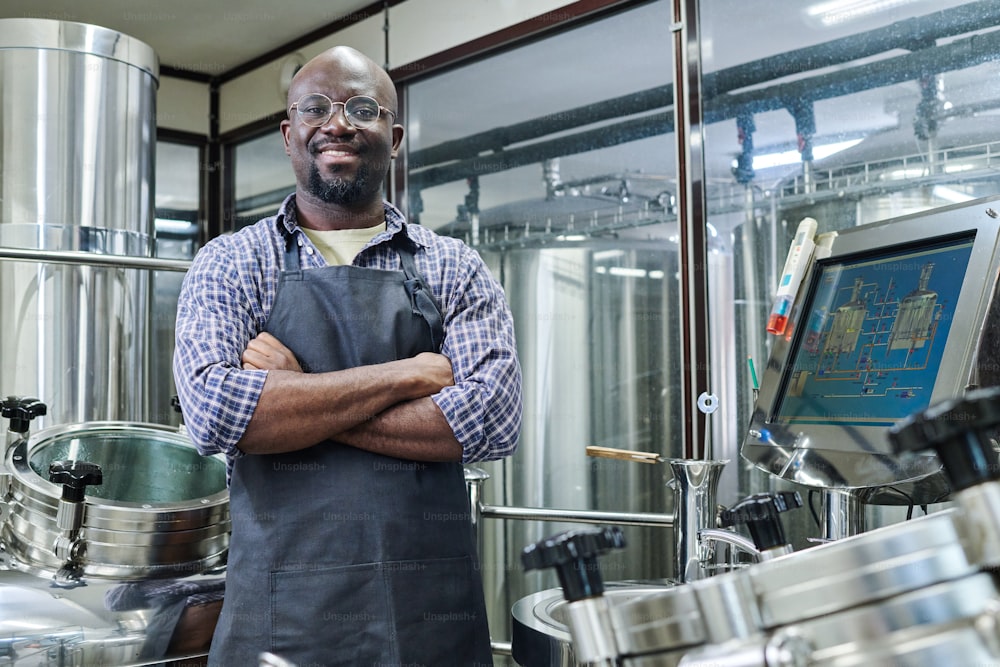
[0,18,159,427]
[4,422,229,580]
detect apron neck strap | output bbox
[283,231,301,272]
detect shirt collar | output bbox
[275,193,419,247]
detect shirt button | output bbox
[306,246,314,255]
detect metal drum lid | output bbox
[747,509,976,629]
[3,422,230,579]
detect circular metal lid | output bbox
[25,425,226,504]
[0,18,158,81]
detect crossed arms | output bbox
[237,332,463,461]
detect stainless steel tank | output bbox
[0,18,159,427]
[460,193,728,644]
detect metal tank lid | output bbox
[0,17,159,82]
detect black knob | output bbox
[888,386,1000,492]
[1,396,47,434]
[521,526,626,602]
[720,491,802,551]
[49,460,103,503]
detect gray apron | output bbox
[209,231,493,667]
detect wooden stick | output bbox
[586,445,664,464]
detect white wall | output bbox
[155,0,577,136]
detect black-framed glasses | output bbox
[288,93,397,130]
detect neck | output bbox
[294,190,385,231]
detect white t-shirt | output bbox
[300,221,386,266]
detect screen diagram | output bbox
[776,235,975,426]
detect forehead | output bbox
[289,58,385,103]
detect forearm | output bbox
[238,357,449,454]
[335,397,463,462]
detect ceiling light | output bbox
[932,186,974,203]
[740,138,863,171]
[805,0,919,27]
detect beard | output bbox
[307,162,377,206]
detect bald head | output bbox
[287,47,398,114]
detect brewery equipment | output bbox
[0,19,229,665]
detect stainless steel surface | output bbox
[563,597,617,666]
[3,422,229,579]
[0,247,191,272]
[476,231,694,642]
[688,570,762,644]
[481,504,673,527]
[951,482,1000,569]
[784,572,1000,666]
[697,528,760,562]
[510,584,674,667]
[822,489,866,540]
[747,509,973,629]
[609,585,704,656]
[0,563,222,666]
[670,459,728,583]
[0,18,160,427]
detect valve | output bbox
[1,396,46,434]
[521,526,626,602]
[49,460,103,503]
[522,527,627,666]
[720,491,802,555]
[888,386,1000,492]
[49,460,102,581]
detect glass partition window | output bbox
[153,140,202,424]
[699,0,1000,532]
[233,130,294,230]
[403,0,689,643]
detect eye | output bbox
[351,107,378,121]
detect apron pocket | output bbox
[271,562,394,666]
[386,555,491,666]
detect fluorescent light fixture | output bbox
[932,186,975,203]
[155,218,197,233]
[609,267,648,278]
[742,138,864,171]
[805,0,918,26]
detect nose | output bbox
[319,103,354,131]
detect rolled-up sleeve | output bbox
[172,240,268,459]
[433,249,522,463]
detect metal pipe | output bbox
[0,247,191,272]
[480,504,673,528]
[490,640,512,656]
[407,1,1000,177]
[673,0,711,462]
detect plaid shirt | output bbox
[173,195,522,481]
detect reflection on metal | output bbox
[0,247,191,272]
[0,18,159,428]
[4,422,230,579]
[668,459,727,583]
[0,420,228,665]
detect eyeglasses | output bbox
[288,93,397,130]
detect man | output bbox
[173,45,522,666]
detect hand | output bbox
[242,332,303,372]
[400,352,455,397]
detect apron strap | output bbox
[281,227,444,351]
[392,233,446,352]
[282,230,301,273]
